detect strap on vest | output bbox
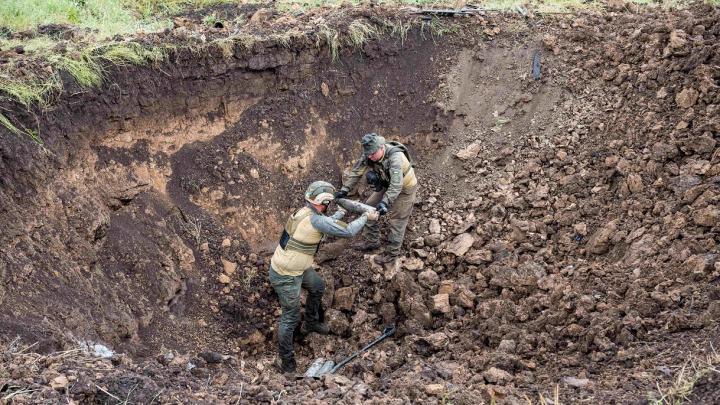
[278,209,320,255]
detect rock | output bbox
[684,254,716,275]
[669,175,702,196]
[562,376,590,388]
[446,233,474,256]
[403,294,432,327]
[418,269,440,289]
[325,309,350,335]
[454,286,476,309]
[432,293,451,314]
[199,351,224,364]
[466,249,493,264]
[324,374,352,388]
[675,88,699,109]
[51,375,69,390]
[333,287,357,311]
[249,8,271,24]
[627,174,644,193]
[455,142,482,160]
[606,0,626,10]
[424,234,444,247]
[402,257,424,271]
[686,134,717,155]
[425,383,446,396]
[542,34,557,49]
[218,273,231,284]
[249,168,260,179]
[380,303,396,325]
[351,309,368,328]
[423,332,449,350]
[573,223,588,236]
[240,329,265,345]
[668,29,688,50]
[221,259,237,275]
[497,339,516,353]
[483,367,513,384]
[586,220,618,254]
[651,142,679,161]
[221,238,231,247]
[692,206,719,227]
[429,219,441,235]
[320,82,330,97]
[438,280,455,295]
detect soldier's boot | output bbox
[274,356,297,374]
[301,321,330,335]
[351,239,381,252]
[374,253,400,264]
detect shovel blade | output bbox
[303,357,335,378]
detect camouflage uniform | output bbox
[340,134,418,256]
[269,182,369,371]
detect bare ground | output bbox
[1,3,719,404]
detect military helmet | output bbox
[305,181,336,205]
[361,133,385,155]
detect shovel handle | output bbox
[330,325,396,374]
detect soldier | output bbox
[334,133,418,263]
[269,181,379,373]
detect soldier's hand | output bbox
[366,210,380,221]
[376,202,389,215]
[334,190,348,199]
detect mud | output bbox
[1,3,720,404]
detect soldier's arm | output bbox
[329,206,347,220]
[310,213,368,238]
[341,155,368,193]
[382,153,405,205]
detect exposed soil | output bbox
[1,3,720,404]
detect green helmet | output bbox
[305,181,336,205]
[361,133,385,155]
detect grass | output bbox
[649,345,720,404]
[1,0,718,139]
[100,42,167,66]
[316,22,341,62]
[347,19,379,48]
[0,76,60,108]
[0,40,169,139]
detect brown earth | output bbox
[1,3,720,404]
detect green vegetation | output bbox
[1,0,718,140]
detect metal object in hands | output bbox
[303,325,396,378]
[336,198,377,214]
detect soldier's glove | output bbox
[334,190,348,199]
[377,202,389,215]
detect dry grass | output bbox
[650,345,720,404]
[0,338,93,402]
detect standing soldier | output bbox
[334,133,418,263]
[269,181,378,374]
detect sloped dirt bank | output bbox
[1,4,720,404]
[0,11,448,357]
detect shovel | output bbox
[303,325,396,378]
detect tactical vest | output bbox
[270,207,323,276]
[368,142,417,190]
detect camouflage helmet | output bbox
[305,181,336,205]
[361,133,385,155]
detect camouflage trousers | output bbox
[364,184,417,256]
[268,266,324,362]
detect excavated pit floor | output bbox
[1,5,720,404]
